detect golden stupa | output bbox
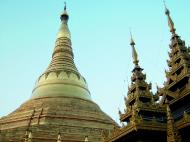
[0,5,116,142]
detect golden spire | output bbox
[31,4,91,101]
[164,1,176,34]
[57,133,62,142]
[85,136,88,142]
[28,131,32,142]
[57,2,70,40]
[24,131,29,142]
[130,32,139,66]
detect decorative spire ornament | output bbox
[57,133,62,142]
[85,136,88,142]
[61,2,69,21]
[64,2,66,10]
[24,130,29,142]
[130,32,139,66]
[28,131,32,142]
[164,1,176,35]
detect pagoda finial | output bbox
[28,131,32,142]
[164,1,176,35]
[64,2,67,11]
[24,130,29,142]
[61,2,69,21]
[57,2,71,39]
[57,132,62,142]
[130,30,135,46]
[130,31,139,66]
[85,136,89,142]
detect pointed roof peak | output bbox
[64,2,67,11]
[130,29,135,46]
[163,0,169,15]
[57,2,71,39]
[85,136,89,142]
[57,132,62,142]
[129,32,139,66]
[163,1,176,34]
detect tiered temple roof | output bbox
[157,4,190,142]
[106,3,190,142]
[159,4,190,103]
[105,36,166,142]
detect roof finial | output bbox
[57,132,62,142]
[129,30,139,66]
[163,1,176,34]
[85,136,89,142]
[163,0,167,10]
[64,2,67,11]
[130,29,135,46]
[28,131,32,142]
[60,2,69,21]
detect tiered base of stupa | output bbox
[0,97,115,142]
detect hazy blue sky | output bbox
[0,0,190,123]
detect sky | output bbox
[0,0,190,123]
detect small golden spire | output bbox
[164,1,176,34]
[57,133,62,142]
[24,131,29,142]
[57,2,71,39]
[130,31,139,66]
[85,136,88,142]
[130,31,135,46]
[28,131,32,142]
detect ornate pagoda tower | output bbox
[0,5,116,142]
[105,36,166,142]
[158,4,190,142]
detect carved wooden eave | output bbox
[105,123,136,142]
[170,51,189,63]
[128,81,147,94]
[170,35,183,47]
[167,62,190,77]
[126,93,136,104]
[176,113,190,130]
[157,88,177,101]
[120,110,132,122]
[162,77,190,102]
[131,73,146,82]
[120,105,165,122]
[166,73,190,91]
[105,120,166,142]
[169,84,190,104]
